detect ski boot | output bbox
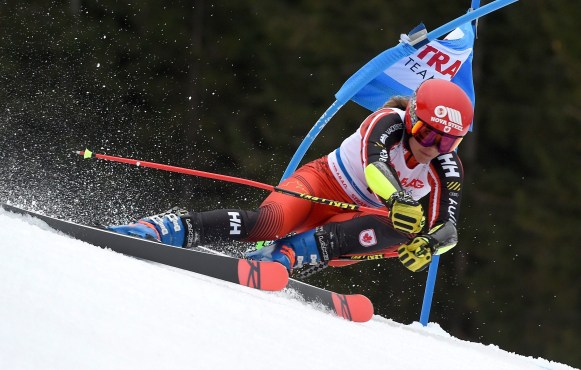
[245,227,332,272]
[108,207,199,248]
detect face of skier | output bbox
[409,135,441,164]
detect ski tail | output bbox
[331,293,374,322]
[287,279,374,323]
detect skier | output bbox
[109,79,474,273]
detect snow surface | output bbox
[0,208,577,370]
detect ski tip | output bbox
[331,293,374,323]
[351,294,374,322]
[237,260,289,291]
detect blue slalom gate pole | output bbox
[425,0,516,41]
[281,100,344,180]
[418,0,483,326]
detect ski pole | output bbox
[76,149,390,217]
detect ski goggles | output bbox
[411,121,463,154]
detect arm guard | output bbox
[364,161,402,201]
[428,221,458,255]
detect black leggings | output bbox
[194,209,409,259]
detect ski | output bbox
[3,203,374,322]
[1,204,288,291]
[287,279,374,323]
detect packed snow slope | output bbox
[0,208,576,370]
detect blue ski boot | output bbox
[108,207,199,248]
[246,227,332,271]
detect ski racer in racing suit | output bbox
[109,79,474,274]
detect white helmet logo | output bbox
[434,105,463,126]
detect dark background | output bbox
[0,1,579,367]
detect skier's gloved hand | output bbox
[398,221,459,272]
[398,235,435,272]
[108,207,197,248]
[386,191,425,234]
